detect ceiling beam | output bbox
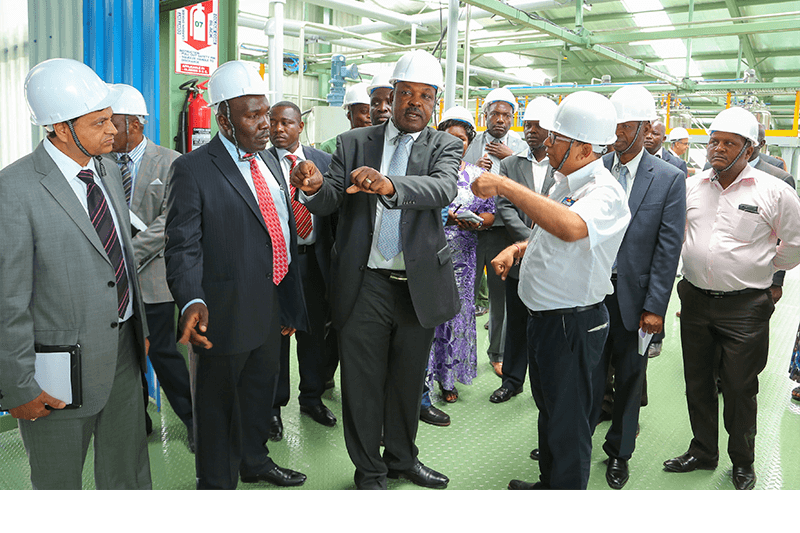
[590,17,800,45]
[722,0,760,80]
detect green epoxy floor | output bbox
[1,271,799,491]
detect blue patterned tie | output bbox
[377,134,413,260]
[617,164,629,193]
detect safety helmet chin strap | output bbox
[224,101,255,162]
[711,139,751,181]
[618,121,644,155]
[552,139,574,173]
[67,119,107,177]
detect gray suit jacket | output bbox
[603,150,686,331]
[761,152,786,171]
[659,147,688,178]
[106,139,180,304]
[0,142,148,417]
[304,122,462,329]
[496,150,554,279]
[463,131,528,174]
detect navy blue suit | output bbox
[591,150,685,461]
[165,134,309,489]
[659,147,688,178]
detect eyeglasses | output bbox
[547,131,573,144]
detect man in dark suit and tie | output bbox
[592,86,686,489]
[267,101,337,434]
[0,59,151,489]
[491,97,556,405]
[291,49,461,490]
[165,61,308,490]
[106,84,194,451]
[645,120,689,177]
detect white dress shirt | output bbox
[527,149,552,195]
[682,165,800,291]
[44,138,134,321]
[611,148,645,199]
[518,158,631,311]
[276,144,318,245]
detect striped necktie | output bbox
[76,169,130,318]
[117,153,133,206]
[246,154,288,284]
[285,154,313,239]
[378,134,413,260]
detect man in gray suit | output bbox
[0,59,151,489]
[463,87,527,376]
[592,86,686,489]
[291,50,461,490]
[491,97,556,404]
[107,84,193,450]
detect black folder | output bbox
[33,344,82,409]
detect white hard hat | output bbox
[25,58,118,126]
[522,96,557,124]
[542,91,617,146]
[667,127,689,141]
[482,87,518,114]
[440,105,475,129]
[342,82,371,109]
[108,84,149,116]
[389,50,444,92]
[367,71,394,95]
[609,85,657,123]
[709,107,759,144]
[207,60,269,110]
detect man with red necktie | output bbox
[267,101,337,434]
[165,61,308,490]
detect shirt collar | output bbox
[552,157,605,193]
[113,137,147,166]
[748,155,760,168]
[219,132,253,163]
[386,119,423,144]
[700,162,756,187]
[43,137,98,179]
[526,147,548,164]
[276,144,305,162]
[613,147,645,180]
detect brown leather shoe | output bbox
[491,361,503,377]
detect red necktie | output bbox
[247,155,288,285]
[286,154,313,239]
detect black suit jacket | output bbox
[165,134,308,356]
[659,147,689,178]
[268,145,334,288]
[496,150,554,279]
[303,122,462,329]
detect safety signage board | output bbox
[175,0,219,76]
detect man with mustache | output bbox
[464,87,528,378]
[0,58,151,489]
[664,107,800,490]
[291,49,461,490]
[165,61,308,489]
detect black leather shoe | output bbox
[241,465,306,487]
[489,386,522,403]
[268,415,283,442]
[420,405,451,426]
[663,452,717,473]
[732,465,756,490]
[530,448,539,461]
[606,457,629,490]
[508,479,548,490]
[300,403,337,427]
[387,461,448,489]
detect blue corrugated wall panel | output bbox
[83,0,160,143]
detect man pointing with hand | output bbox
[291,49,462,490]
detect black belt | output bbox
[688,282,768,299]
[370,268,408,282]
[527,302,602,317]
[297,243,315,254]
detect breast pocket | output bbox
[732,211,762,242]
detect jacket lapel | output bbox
[628,151,654,218]
[364,125,385,225]
[129,142,159,213]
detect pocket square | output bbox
[151,178,163,185]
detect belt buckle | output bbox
[389,272,407,282]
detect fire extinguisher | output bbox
[174,79,212,154]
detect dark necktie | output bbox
[285,154,313,239]
[117,154,133,206]
[246,154,288,284]
[76,169,130,319]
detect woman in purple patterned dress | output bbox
[428,107,496,403]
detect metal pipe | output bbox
[299,25,305,109]
[685,0,694,79]
[266,0,286,103]
[444,0,459,110]
[462,5,472,108]
[301,0,410,28]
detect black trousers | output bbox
[678,279,773,467]
[528,304,609,490]
[591,289,647,460]
[500,276,528,392]
[192,298,280,490]
[145,302,193,427]
[338,270,433,489]
[275,246,336,411]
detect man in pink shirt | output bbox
[664,107,800,490]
